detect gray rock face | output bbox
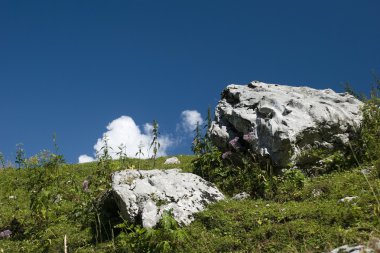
[111,169,224,228]
[209,81,363,167]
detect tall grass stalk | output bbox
[0,152,5,168]
[15,143,25,169]
[150,120,160,168]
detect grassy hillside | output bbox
[2,87,380,252]
[0,154,379,252]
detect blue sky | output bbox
[0,0,379,164]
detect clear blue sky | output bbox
[0,0,379,164]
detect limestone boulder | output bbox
[164,157,180,165]
[209,81,363,167]
[111,169,224,228]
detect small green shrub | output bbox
[15,143,26,169]
[0,152,5,168]
[292,148,352,176]
[115,210,188,253]
[359,97,380,162]
[116,143,128,169]
[150,119,160,168]
[276,169,306,201]
[22,136,66,252]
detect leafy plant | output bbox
[89,135,115,243]
[276,168,306,201]
[15,143,26,169]
[291,148,352,176]
[0,151,5,168]
[115,210,188,252]
[95,135,113,184]
[27,136,65,239]
[358,97,380,163]
[191,121,202,155]
[135,141,145,171]
[117,143,128,169]
[343,82,366,101]
[150,120,160,168]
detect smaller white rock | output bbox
[312,189,323,198]
[327,245,373,253]
[232,192,250,200]
[8,196,16,200]
[164,157,181,165]
[361,168,371,175]
[338,196,358,203]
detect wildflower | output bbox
[0,230,11,239]
[229,137,241,150]
[222,151,232,159]
[243,132,255,143]
[82,180,89,192]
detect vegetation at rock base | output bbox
[1,152,379,252]
[1,87,380,252]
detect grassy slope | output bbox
[0,156,379,252]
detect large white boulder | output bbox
[111,169,224,228]
[209,81,363,167]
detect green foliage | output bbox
[346,74,380,165]
[0,150,379,252]
[192,108,224,183]
[343,82,366,101]
[115,210,188,252]
[88,135,116,243]
[191,108,278,198]
[0,151,194,252]
[275,169,306,201]
[191,122,202,155]
[95,135,113,188]
[192,145,223,181]
[15,143,26,169]
[191,107,214,156]
[292,148,352,176]
[150,120,161,168]
[0,151,5,168]
[22,135,66,252]
[116,143,128,169]
[183,168,380,253]
[218,151,279,198]
[359,97,380,163]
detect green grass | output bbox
[0,156,379,252]
[183,168,380,252]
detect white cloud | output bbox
[78,154,95,163]
[79,116,174,161]
[180,110,203,133]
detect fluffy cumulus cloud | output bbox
[78,155,95,163]
[180,110,203,133]
[78,116,174,163]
